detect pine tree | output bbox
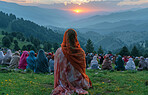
[14,40,18,45]
[22,37,25,42]
[14,44,20,51]
[26,38,30,42]
[22,45,27,50]
[32,38,40,47]
[98,46,104,54]
[144,53,148,58]
[30,45,36,52]
[2,31,5,35]
[85,39,94,53]
[5,32,8,35]
[119,46,130,56]
[131,46,139,56]
[53,43,59,52]
[108,51,112,54]
[26,44,32,50]
[43,42,52,52]
[2,36,11,48]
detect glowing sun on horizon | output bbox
[73,9,82,13]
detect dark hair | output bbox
[67,29,76,47]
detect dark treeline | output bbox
[85,39,148,57]
[0,11,63,43]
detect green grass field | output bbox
[0,68,148,95]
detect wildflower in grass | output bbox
[6,94,8,95]
[9,79,11,82]
[115,87,120,91]
[1,82,3,84]
[34,78,36,79]
[131,91,133,93]
[102,82,104,84]
[117,87,120,91]
[5,80,7,82]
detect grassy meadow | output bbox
[0,65,148,95]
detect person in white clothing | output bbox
[125,58,136,70]
[90,56,101,69]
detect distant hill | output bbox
[0,1,100,27]
[0,11,63,43]
[47,25,148,51]
[0,1,75,27]
[69,8,148,28]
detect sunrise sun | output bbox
[73,9,82,13]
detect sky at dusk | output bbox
[0,0,148,13]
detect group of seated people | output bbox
[0,49,54,73]
[87,53,148,71]
[0,29,148,95]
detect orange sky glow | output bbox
[63,7,101,14]
[1,0,148,14]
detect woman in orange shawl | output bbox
[52,29,92,95]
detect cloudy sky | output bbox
[1,0,148,12]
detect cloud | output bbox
[0,0,41,4]
[118,0,148,6]
[0,0,121,5]
[1,0,148,6]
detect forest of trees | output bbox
[0,11,63,43]
[85,39,148,57]
[1,31,59,52]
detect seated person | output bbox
[138,56,147,71]
[49,55,54,72]
[26,50,36,71]
[2,50,12,66]
[8,51,20,69]
[18,51,28,70]
[102,55,112,70]
[52,29,92,95]
[90,56,100,69]
[34,49,49,73]
[115,55,125,71]
[125,58,136,70]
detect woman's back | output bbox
[26,51,36,71]
[52,29,92,95]
[35,49,49,73]
[125,58,136,70]
[90,56,99,69]
[49,59,54,72]
[2,50,12,65]
[102,56,112,70]
[115,56,125,71]
[53,48,90,94]
[8,52,20,69]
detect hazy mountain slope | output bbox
[69,8,148,28]
[78,21,148,34]
[110,31,148,46]
[0,11,63,43]
[94,37,125,51]
[0,1,74,26]
[87,20,148,30]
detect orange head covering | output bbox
[61,29,92,86]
